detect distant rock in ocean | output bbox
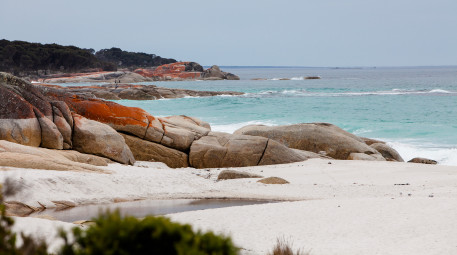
[135,62,240,81]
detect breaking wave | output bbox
[242,88,456,98]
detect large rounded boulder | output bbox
[72,114,135,165]
[234,123,381,160]
[189,132,308,168]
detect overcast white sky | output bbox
[2,0,457,67]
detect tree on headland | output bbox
[0,39,175,76]
[95,47,176,69]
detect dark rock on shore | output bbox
[408,157,438,164]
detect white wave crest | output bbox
[429,89,451,93]
[245,88,456,98]
[211,120,280,134]
[388,141,457,166]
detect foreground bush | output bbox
[60,210,238,255]
[0,183,48,255]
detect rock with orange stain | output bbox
[134,62,239,81]
[72,113,135,165]
[134,62,203,80]
[0,72,63,149]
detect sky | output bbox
[1,0,457,67]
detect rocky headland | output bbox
[38,62,240,83]
[0,71,424,173]
[38,83,244,100]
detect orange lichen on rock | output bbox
[134,62,202,80]
[66,96,151,127]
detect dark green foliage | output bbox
[0,184,48,255]
[0,39,107,74]
[59,210,238,255]
[0,39,175,75]
[95,47,176,69]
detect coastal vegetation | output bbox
[95,47,176,69]
[0,39,175,76]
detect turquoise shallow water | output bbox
[72,66,457,165]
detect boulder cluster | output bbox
[1,73,423,170]
[0,73,303,169]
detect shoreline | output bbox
[5,158,457,254]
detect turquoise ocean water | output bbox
[66,66,457,165]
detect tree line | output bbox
[0,39,176,76]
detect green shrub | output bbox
[59,210,238,255]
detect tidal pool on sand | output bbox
[30,199,276,222]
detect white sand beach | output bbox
[4,159,457,254]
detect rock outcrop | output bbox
[40,71,153,84]
[234,123,381,160]
[201,65,240,80]
[370,143,404,162]
[408,157,438,164]
[2,72,409,170]
[135,62,240,81]
[121,133,189,168]
[0,72,135,165]
[39,83,243,101]
[0,140,107,172]
[72,114,135,165]
[189,132,309,168]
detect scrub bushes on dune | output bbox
[59,210,238,255]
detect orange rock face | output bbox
[45,89,165,143]
[134,62,202,80]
